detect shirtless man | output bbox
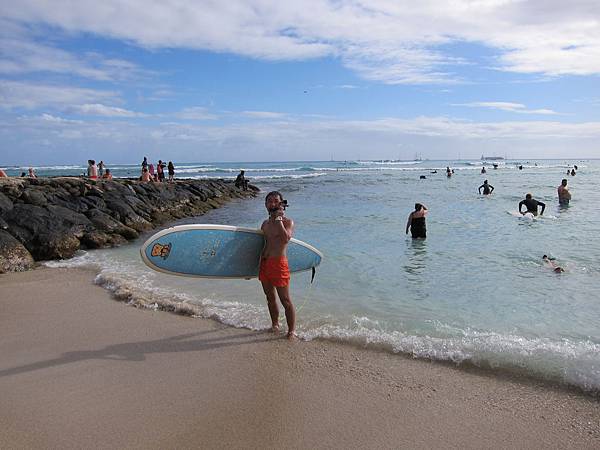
[406,203,428,238]
[518,193,545,216]
[260,191,296,339]
[557,179,571,205]
[141,167,152,182]
[478,180,494,195]
[543,255,564,273]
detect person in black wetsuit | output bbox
[406,203,428,238]
[478,180,494,195]
[518,193,545,216]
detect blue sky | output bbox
[1,1,600,164]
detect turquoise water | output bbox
[43,159,600,391]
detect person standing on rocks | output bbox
[98,161,105,177]
[168,161,175,182]
[141,157,148,172]
[157,160,166,182]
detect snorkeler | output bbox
[543,255,564,273]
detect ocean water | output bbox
[39,159,600,392]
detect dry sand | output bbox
[1,267,598,449]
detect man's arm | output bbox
[280,218,294,242]
[518,200,525,214]
[539,201,546,215]
[478,185,483,194]
[490,185,494,193]
[406,214,412,234]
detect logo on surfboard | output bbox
[151,242,172,259]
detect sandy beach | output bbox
[1,267,598,449]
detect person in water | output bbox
[481,166,486,174]
[570,169,576,176]
[543,255,564,273]
[478,180,494,195]
[446,167,452,177]
[519,193,545,216]
[260,191,296,339]
[557,179,571,205]
[406,203,428,238]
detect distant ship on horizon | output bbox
[481,154,505,161]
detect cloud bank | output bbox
[2,1,600,84]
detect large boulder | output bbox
[4,204,92,259]
[0,230,34,273]
[85,209,139,240]
[0,191,13,214]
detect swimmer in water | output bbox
[481,166,486,174]
[406,203,428,239]
[557,179,571,205]
[543,255,564,273]
[478,180,494,195]
[519,193,545,216]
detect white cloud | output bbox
[0,80,118,110]
[0,29,146,81]
[3,1,600,84]
[173,107,218,120]
[454,102,560,115]
[4,113,600,165]
[40,113,83,124]
[73,103,147,117]
[242,110,287,119]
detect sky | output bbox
[1,0,600,164]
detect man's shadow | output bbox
[0,328,277,378]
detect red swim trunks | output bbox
[259,257,290,287]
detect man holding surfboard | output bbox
[260,191,296,339]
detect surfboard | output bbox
[140,224,323,279]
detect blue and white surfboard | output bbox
[140,224,323,279]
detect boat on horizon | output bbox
[481,154,504,161]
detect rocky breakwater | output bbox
[0,177,257,273]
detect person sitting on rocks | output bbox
[102,169,113,180]
[87,160,98,179]
[235,170,249,190]
[28,167,37,178]
[0,168,7,177]
[141,167,152,182]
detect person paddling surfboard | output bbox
[260,191,296,339]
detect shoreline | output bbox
[50,254,600,397]
[1,266,598,449]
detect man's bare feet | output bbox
[269,325,280,333]
[286,331,297,340]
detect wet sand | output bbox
[1,267,598,449]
